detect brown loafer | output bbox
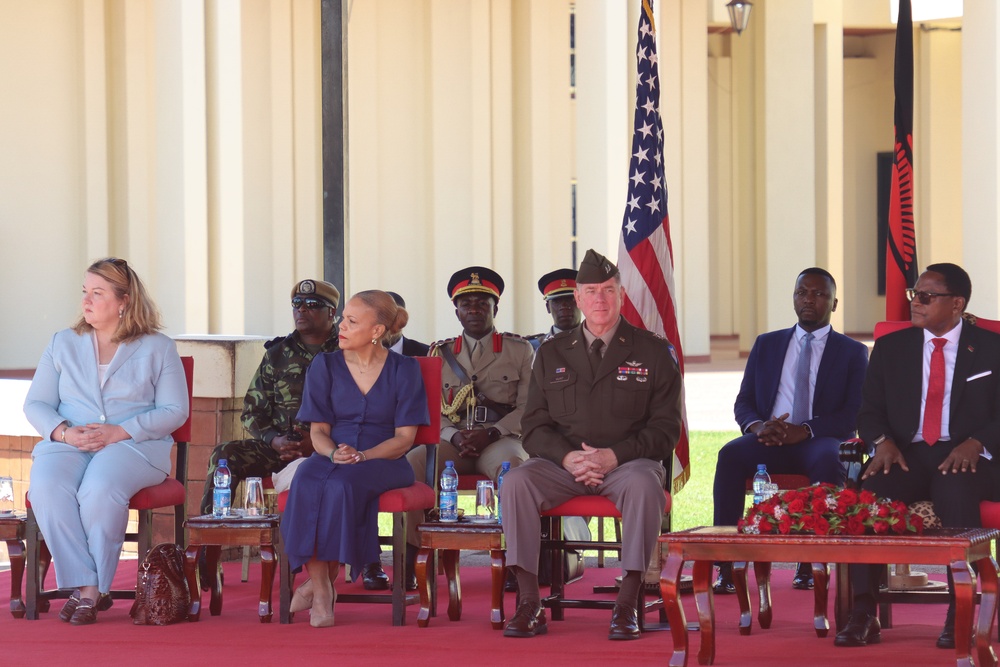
[608,602,640,640]
[503,602,547,638]
[59,592,112,623]
[69,598,99,626]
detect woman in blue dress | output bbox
[280,289,429,627]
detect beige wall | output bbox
[0,0,994,371]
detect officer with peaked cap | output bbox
[499,250,682,641]
[404,266,533,558]
[528,268,582,350]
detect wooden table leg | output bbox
[442,549,461,622]
[206,545,223,616]
[812,562,829,637]
[7,538,25,618]
[660,547,689,667]
[184,544,202,621]
[732,561,752,635]
[258,544,275,623]
[489,549,505,630]
[975,556,999,667]
[416,547,432,627]
[951,559,976,667]
[753,561,772,630]
[692,559,716,666]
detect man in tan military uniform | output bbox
[500,250,682,641]
[527,268,582,351]
[406,266,532,490]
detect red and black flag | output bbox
[885,0,917,321]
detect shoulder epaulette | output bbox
[428,336,458,355]
[263,334,290,350]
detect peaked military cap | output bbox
[576,249,619,284]
[291,279,340,310]
[537,268,577,301]
[448,266,504,302]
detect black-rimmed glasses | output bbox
[905,288,957,305]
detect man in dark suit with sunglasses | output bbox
[836,263,1000,649]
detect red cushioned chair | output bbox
[23,356,194,620]
[540,490,671,628]
[842,319,1000,637]
[277,355,441,626]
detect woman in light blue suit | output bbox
[24,258,188,625]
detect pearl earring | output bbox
[119,307,124,319]
[371,338,378,346]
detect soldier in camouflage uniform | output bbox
[199,279,341,515]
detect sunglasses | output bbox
[291,297,330,310]
[905,289,957,305]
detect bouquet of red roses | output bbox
[737,483,924,536]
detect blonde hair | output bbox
[352,290,409,344]
[72,258,163,342]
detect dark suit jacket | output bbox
[858,323,1000,457]
[400,337,430,357]
[734,326,869,439]
[522,317,682,466]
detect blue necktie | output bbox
[791,333,814,424]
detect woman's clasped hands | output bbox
[62,424,129,452]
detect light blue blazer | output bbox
[24,329,189,474]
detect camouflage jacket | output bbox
[241,330,339,444]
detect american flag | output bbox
[617,0,689,494]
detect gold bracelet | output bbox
[60,427,68,443]
[359,450,367,462]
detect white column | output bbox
[962,0,1000,313]
[82,0,110,260]
[205,0,245,333]
[813,1,845,332]
[756,0,815,332]
[573,0,628,257]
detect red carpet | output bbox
[1,561,987,666]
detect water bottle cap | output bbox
[445,460,454,467]
[757,464,766,471]
[501,462,511,469]
[219,459,228,466]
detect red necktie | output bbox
[922,337,947,445]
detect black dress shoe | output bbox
[503,602,548,638]
[361,562,389,591]
[792,562,815,590]
[834,610,881,647]
[404,545,418,591]
[937,604,956,649]
[608,602,640,640]
[713,564,736,595]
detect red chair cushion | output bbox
[276,482,436,514]
[458,474,489,491]
[541,491,671,518]
[26,480,185,511]
[129,478,186,510]
[980,501,1000,530]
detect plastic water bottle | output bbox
[497,461,511,524]
[440,461,459,522]
[213,459,232,518]
[752,464,771,505]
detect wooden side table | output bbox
[416,521,506,629]
[183,514,280,623]
[0,515,26,618]
[659,527,999,667]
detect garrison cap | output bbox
[291,279,340,310]
[537,268,577,301]
[576,249,619,284]
[448,266,504,302]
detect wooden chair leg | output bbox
[392,511,406,626]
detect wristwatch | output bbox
[872,434,887,447]
[487,427,502,443]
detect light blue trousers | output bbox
[29,442,166,592]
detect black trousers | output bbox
[849,440,999,612]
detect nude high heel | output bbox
[290,578,315,614]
